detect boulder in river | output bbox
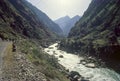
[80,79,89,81]
[47,50,50,52]
[48,47,54,49]
[67,71,90,81]
[59,55,64,58]
[85,63,95,68]
[80,60,87,65]
[53,51,57,55]
[67,71,81,81]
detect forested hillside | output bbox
[60,0,120,72]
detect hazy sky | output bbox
[27,0,91,20]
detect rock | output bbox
[68,71,81,78]
[85,63,95,68]
[81,80,89,81]
[53,51,57,55]
[47,50,50,52]
[74,75,80,79]
[53,51,55,53]
[0,38,2,41]
[60,50,64,53]
[80,61,87,65]
[68,71,81,81]
[55,45,58,47]
[33,61,40,66]
[21,69,26,73]
[88,57,92,59]
[66,69,69,72]
[59,55,64,58]
[48,47,53,49]
[12,43,16,52]
[42,78,47,81]
[30,47,33,50]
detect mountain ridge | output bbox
[0,0,63,46]
[55,15,80,36]
[24,1,63,36]
[55,15,71,30]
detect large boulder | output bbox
[68,71,81,81]
[67,71,90,81]
[59,55,64,58]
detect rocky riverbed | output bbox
[44,43,120,81]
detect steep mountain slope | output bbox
[60,0,120,72]
[64,15,80,36]
[0,0,62,44]
[55,15,80,36]
[55,16,70,30]
[0,0,69,81]
[25,1,63,36]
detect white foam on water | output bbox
[44,43,120,81]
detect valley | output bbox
[0,0,120,81]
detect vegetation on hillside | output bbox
[16,39,68,81]
[0,0,62,44]
[0,0,68,81]
[60,0,120,73]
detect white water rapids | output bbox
[44,43,120,81]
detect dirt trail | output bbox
[0,41,12,80]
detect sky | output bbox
[27,0,91,20]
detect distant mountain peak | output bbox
[73,15,80,18]
[55,15,70,21]
[64,15,70,18]
[54,15,81,36]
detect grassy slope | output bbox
[17,39,69,81]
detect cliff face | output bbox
[0,0,62,44]
[60,0,120,72]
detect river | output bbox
[44,43,120,81]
